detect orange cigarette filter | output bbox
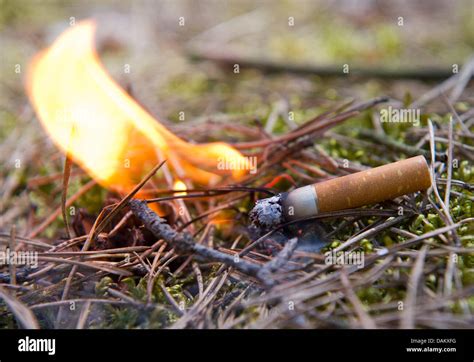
[282,155,432,220]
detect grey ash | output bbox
[249,194,284,232]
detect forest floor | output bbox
[0,0,473,329]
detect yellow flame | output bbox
[26,20,249,195]
[173,180,187,196]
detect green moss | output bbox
[0,305,17,329]
[0,111,18,141]
[91,276,191,329]
[360,238,374,253]
[462,269,474,286]
[74,182,107,215]
[0,0,31,30]
[374,25,402,58]
[357,286,383,304]
[95,277,114,297]
[382,235,394,247]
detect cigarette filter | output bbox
[282,155,431,220]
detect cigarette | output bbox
[250,155,431,230]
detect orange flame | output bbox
[26,20,248,195]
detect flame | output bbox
[173,180,187,196]
[26,20,248,195]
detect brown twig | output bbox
[400,245,428,329]
[129,199,264,281]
